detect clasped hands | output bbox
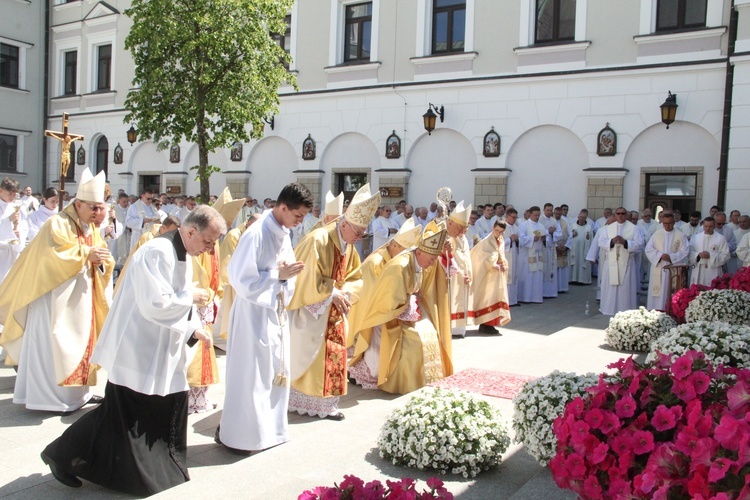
[278,260,305,281]
[87,246,111,265]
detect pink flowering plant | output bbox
[710,273,733,290]
[298,475,453,499]
[670,284,709,324]
[730,267,750,293]
[550,351,750,499]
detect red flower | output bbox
[632,430,655,455]
[565,454,587,480]
[672,379,697,402]
[727,380,750,411]
[584,408,604,430]
[708,457,733,482]
[615,395,637,418]
[651,405,678,432]
[671,355,694,380]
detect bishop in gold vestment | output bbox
[348,221,451,394]
[288,184,379,419]
[0,169,114,412]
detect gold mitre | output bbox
[324,190,344,217]
[448,200,472,227]
[393,218,422,249]
[344,183,380,228]
[213,187,245,224]
[418,220,447,256]
[77,168,106,203]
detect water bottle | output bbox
[584,300,590,316]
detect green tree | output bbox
[124,0,295,200]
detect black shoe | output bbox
[84,395,104,406]
[478,324,500,335]
[41,452,81,488]
[324,411,345,421]
[214,426,252,456]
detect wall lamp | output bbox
[126,124,139,145]
[422,103,445,135]
[660,91,678,129]
[263,115,275,130]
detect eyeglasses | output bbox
[615,212,628,215]
[81,202,107,212]
[145,197,154,201]
[346,221,365,238]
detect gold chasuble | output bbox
[469,234,511,326]
[0,203,114,386]
[346,246,391,348]
[289,223,362,398]
[216,224,246,339]
[350,249,452,394]
[187,242,222,387]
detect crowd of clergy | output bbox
[1,169,750,495]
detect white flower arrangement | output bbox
[684,289,750,326]
[377,387,510,478]
[647,321,750,369]
[604,306,677,352]
[512,371,598,466]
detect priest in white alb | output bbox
[539,203,562,298]
[517,206,545,303]
[125,188,159,252]
[598,207,645,315]
[503,208,521,306]
[216,183,313,454]
[644,211,689,311]
[689,216,730,286]
[570,210,594,284]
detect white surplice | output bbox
[689,232,730,286]
[539,215,562,298]
[219,212,296,451]
[125,200,158,252]
[645,229,689,311]
[503,222,519,305]
[517,219,544,303]
[570,220,593,284]
[26,205,57,241]
[598,221,644,316]
[92,232,201,396]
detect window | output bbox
[0,43,19,88]
[96,44,111,91]
[0,134,17,172]
[95,136,108,176]
[432,0,465,54]
[272,15,292,69]
[344,3,372,62]
[64,51,77,95]
[535,0,576,43]
[656,0,706,31]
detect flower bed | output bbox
[551,351,750,499]
[670,284,709,324]
[299,475,453,499]
[684,288,750,326]
[604,307,677,352]
[377,387,510,478]
[512,371,598,466]
[648,321,750,369]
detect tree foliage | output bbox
[124,0,296,199]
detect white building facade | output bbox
[4,0,748,218]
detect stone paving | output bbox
[0,283,644,499]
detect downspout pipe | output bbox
[717,0,738,209]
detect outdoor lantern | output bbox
[126,124,139,145]
[660,92,678,129]
[263,115,275,130]
[422,103,445,135]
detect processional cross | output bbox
[45,113,84,212]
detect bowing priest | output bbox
[348,218,422,388]
[644,211,689,311]
[217,183,313,455]
[41,205,225,494]
[288,184,380,420]
[349,220,450,394]
[470,220,511,334]
[0,169,113,412]
[445,201,473,337]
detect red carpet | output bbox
[429,368,537,400]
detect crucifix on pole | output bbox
[45,113,84,212]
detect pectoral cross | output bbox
[45,113,84,212]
